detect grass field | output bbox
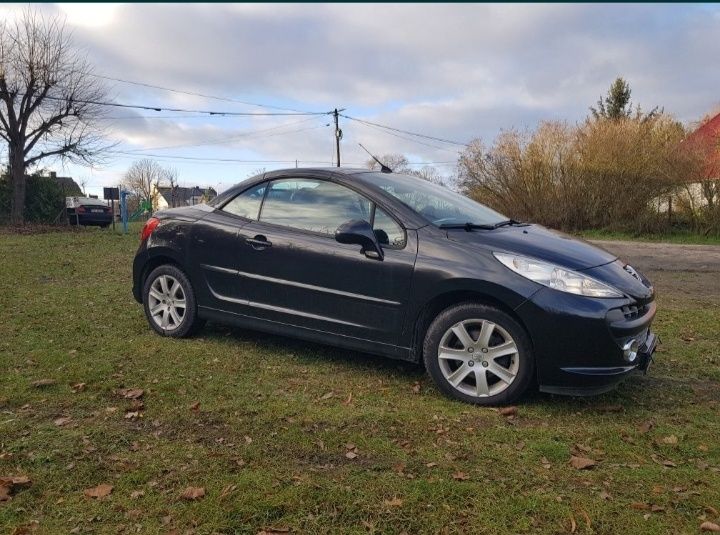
[576,228,720,246]
[1,227,719,534]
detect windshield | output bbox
[367,173,507,227]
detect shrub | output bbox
[458,115,702,233]
[0,174,66,224]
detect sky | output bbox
[2,3,719,198]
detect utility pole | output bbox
[333,108,342,167]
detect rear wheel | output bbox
[143,265,204,337]
[423,303,534,405]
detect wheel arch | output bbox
[410,288,533,363]
[138,250,184,303]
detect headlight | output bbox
[493,252,623,298]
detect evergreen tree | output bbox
[591,77,633,120]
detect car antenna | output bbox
[358,143,392,173]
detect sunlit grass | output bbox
[0,228,718,533]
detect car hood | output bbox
[445,224,617,270]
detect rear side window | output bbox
[222,183,266,219]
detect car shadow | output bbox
[200,321,426,378]
[199,322,715,411]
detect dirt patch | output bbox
[589,239,720,273]
[589,239,720,304]
[0,224,84,235]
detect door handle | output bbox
[247,235,272,250]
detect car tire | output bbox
[423,303,534,406]
[142,264,204,338]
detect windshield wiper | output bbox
[438,222,495,231]
[492,219,525,229]
[439,219,526,231]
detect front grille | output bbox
[620,304,650,321]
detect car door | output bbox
[233,177,417,347]
[189,182,266,311]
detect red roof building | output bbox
[686,111,720,180]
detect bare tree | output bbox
[123,159,178,212]
[0,9,110,224]
[163,166,178,207]
[366,153,445,184]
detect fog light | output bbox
[623,339,640,363]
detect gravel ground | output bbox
[589,239,720,303]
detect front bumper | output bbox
[540,331,658,396]
[515,287,657,396]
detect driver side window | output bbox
[259,178,371,235]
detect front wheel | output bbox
[423,303,534,405]
[142,265,204,337]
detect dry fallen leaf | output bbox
[189,401,200,411]
[411,382,421,394]
[570,456,597,470]
[383,496,404,507]
[345,451,358,460]
[0,475,32,502]
[180,486,205,500]
[119,388,144,400]
[661,435,678,445]
[320,391,334,400]
[31,379,56,388]
[705,506,719,516]
[53,417,72,427]
[84,483,113,499]
[71,382,86,393]
[499,406,518,417]
[452,471,470,481]
[638,421,654,434]
[342,392,353,405]
[700,522,720,532]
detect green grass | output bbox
[1,228,719,534]
[576,228,720,245]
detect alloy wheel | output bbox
[438,319,519,398]
[147,274,186,331]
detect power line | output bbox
[123,116,328,153]
[89,73,318,114]
[108,151,335,164]
[340,114,469,147]
[349,117,462,153]
[38,93,331,117]
[96,114,227,120]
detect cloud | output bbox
[2,3,718,191]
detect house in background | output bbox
[154,185,218,211]
[674,110,720,211]
[686,110,720,182]
[48,171,82,196]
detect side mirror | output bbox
[335,219,384,260]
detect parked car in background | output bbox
[131,168,657,405]
[66,197,113,227]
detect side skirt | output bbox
[198,305,415,362]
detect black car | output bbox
[132,168,657,405]
[66,197,113,227]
